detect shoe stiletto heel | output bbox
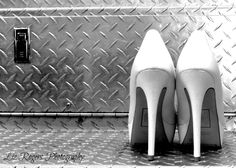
[129,29,176,160]
[178,70,215,160]
[136,70,170,159]
[176,30,225,161]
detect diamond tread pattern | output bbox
[0,117,235,166]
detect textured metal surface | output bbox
[0,116,235,131]
[0,116,129,130]
[0,2,236,114]
[0,0,235,8]
[0,116,235,166]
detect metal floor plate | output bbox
[0,117,235,166]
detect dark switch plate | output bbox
[14,28,30,63]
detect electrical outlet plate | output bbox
[14,27,30,64]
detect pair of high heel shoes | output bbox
[129,30,225,161]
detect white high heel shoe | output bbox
[128,29,176,160]
[176,30,225,161]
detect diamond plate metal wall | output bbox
[0,0,236,114]
[0,0,235,8]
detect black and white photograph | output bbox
[0,0,235,167]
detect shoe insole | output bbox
[131,87,168,146]
[182,88,221,148]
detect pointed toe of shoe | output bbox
[132,29,175,75]
[176,30,219,77]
